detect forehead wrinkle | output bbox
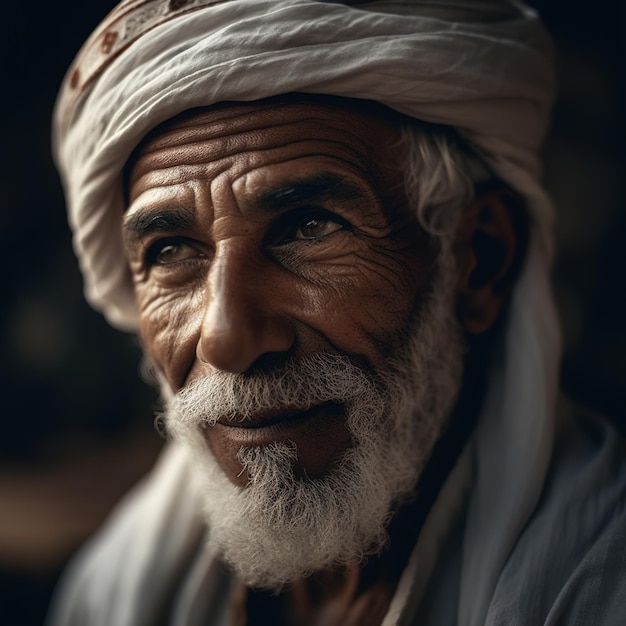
[149,105,380,146]
[131,161,228,192]
[137,115,334,159]
[130,136,252,205]
[147,106,293,143]
[132,137,377,200]
[140,121,373,159]
[141,116,300,151]
[136,112,385,168]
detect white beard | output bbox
[163,255,465,589]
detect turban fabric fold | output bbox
[52,3,562,625]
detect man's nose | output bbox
[196,251,295,373]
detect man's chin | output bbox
[195,440,398,589]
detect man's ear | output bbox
[454,187,526,334]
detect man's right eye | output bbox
[145,238,204,267]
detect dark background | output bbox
[1,2,624,624]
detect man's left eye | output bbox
[294,217,343,240]
[271,210,348,245]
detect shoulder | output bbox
[46,444,206,626]
[487,405,626,624]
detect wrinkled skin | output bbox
[124,99,437,484]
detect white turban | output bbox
[52,2,562,625]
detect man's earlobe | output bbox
[455,188,525,334]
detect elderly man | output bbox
[48,1,626,624]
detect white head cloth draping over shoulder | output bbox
[52,2,561,625]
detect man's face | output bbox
[123,99,468,586]
[124,99,438,484]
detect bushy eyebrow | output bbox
[122,206,196,246]
[255,173,366,212]
[122,173,366,246]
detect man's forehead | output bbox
[125,95,406,198]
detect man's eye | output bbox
[146,239,202,266]
[271,211,349,245]
[294,217,343,240]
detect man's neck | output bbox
[235,563,393,626]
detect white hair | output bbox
[398,119,492,255]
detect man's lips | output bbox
[214,401,341,430]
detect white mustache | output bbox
[167,353,383,428]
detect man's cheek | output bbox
[319,253,422,328]
[138,289,204,391]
